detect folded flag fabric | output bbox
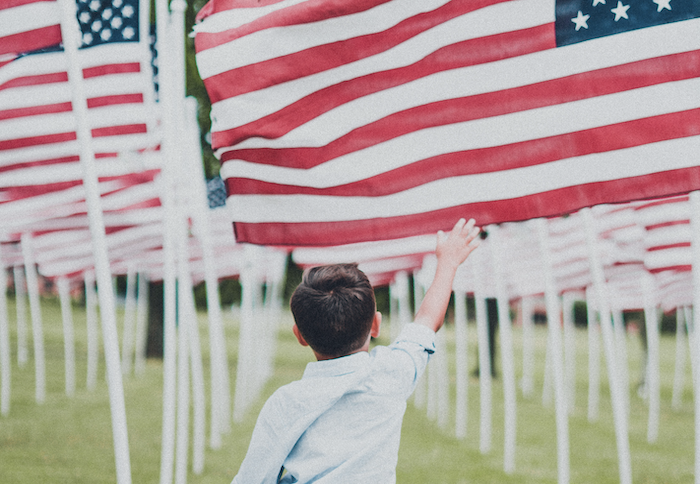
[195,0,700,247]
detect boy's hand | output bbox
[435,218,480,271]
[414,218,480,333]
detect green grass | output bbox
[0,297,696,483]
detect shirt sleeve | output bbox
[231,392,290,484]
[383,323,436,399]
[394,323,436,354]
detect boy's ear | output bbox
[292,324,309,347]
[370,311,382,338]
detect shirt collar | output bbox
[302,351,370,379]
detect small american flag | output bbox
[194,0,700,247]
[0,0,159,180]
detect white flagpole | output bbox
[184,96,231,448]
[234,245,258,422]
[156,0,183,478]
[121,265,138,375]
[21,233,45,404]
[174,160,207,478]
[85,271,99,391]
[687,191,700,484]
[84,272,99,386]
[490,225,517,473]
[389,281,399,343]
[12,265,28,367]
[562,292,576,414]
[586,286,600,422]
[0,247,11,415]
[251,274,266,399]
[684,306,697,400]
[134,273,149,375]
[58,1,131,481]
[57,277,76,397]
[174,288,190,484]
[672,306,688,410]
[535,218,569,484]
[473,249,492,454]
[520,295,535,398]
[582,207,631,484]
[542,329,553,407]
[612,306,630,418]
[396,271,411,330]
[412,270,427,409]
[435,329,449,430]
[454,289,468,440]
[642,273,660,443]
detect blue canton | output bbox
[76,0,139,47]
[207,176,228,208]
[555,0,700,46]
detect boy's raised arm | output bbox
[414,218,480,333]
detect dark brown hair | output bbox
[290,264,376,358]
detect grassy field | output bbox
[0,296,696,483]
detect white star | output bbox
[100,29,112,41]
[592,0,606,5]
[571,11,591,30]
[653,0,672,12]
[79,11,91,23]
[121,5,134,18]
[122,26,135,39]
[82,32,93,45]
[91,20,102,32]
[89,0,100,11]
[102,8,112,20]
[611,1,630,21]
[111,17,123,29]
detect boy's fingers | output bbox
[451,218,467,235]
[437,230,446,244]
[461,218,476,236]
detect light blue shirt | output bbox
[231,323,436,484]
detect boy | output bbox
[231,218,480,483]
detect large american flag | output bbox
[194,0,700,247]
[0,0,158,178]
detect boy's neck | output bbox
[313,346,369,361]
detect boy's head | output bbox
[290,264,377,358]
